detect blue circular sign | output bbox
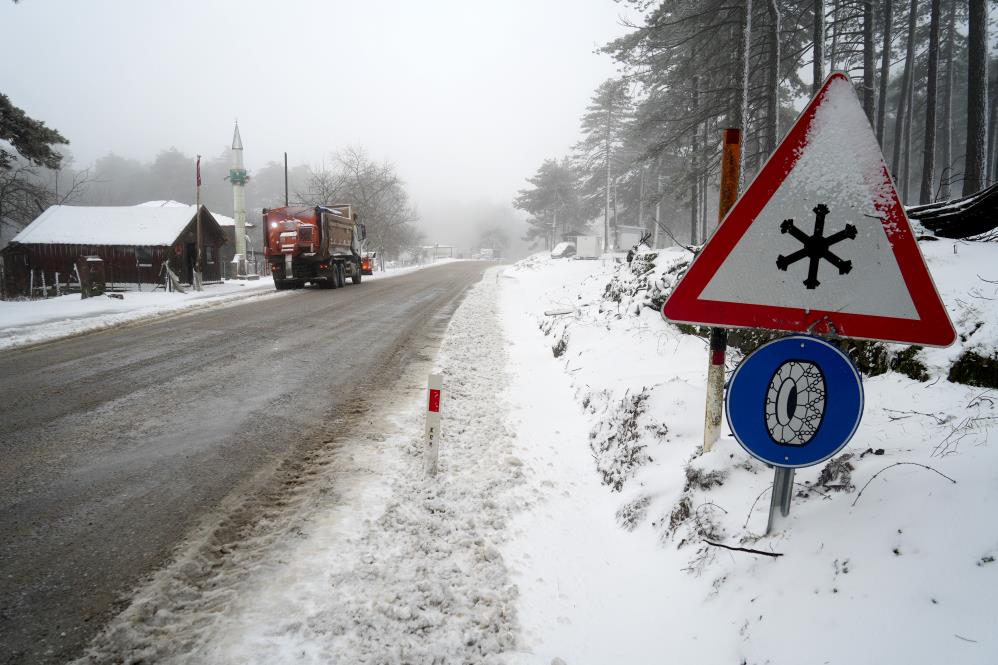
[726,335,863,468]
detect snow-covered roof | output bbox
[210,212,235,227]
[134,200,243,227]
[136,200,188,208]
[12,204,207,246]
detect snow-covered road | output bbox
[78,267,525,664]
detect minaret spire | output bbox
[232,120,244,152]
[229,120,249,275]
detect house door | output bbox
[185,243,196,283]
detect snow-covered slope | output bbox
[500,241,997,664]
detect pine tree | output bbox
[514,159,586,249]
[575,79,633,251]
[0,94,68,171]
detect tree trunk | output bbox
[919,0,941,204]
[637,165,646,230]
[734,0,753,185]
[829,0,840,70]
[988,67,998,185]
[813,0,825,95]
[892,0,917,182]
[964,0,988,195]
[901,71,914,202]
[691,77,701,245]
[700,118,709,241]
[863,0,876,124]
[876,0,893,144]
[653,157,662,248]
[604,108,612,251]
[939,0,955,200]
[766,0,781,155]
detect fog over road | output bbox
[0,261,490,665]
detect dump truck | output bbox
[263,204,366,290]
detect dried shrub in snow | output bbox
[616,495,652,531]
[589,389,659,491]
[815,452,856,492]
[663,462,730,552]
[948,350,998,388]
[552,333,568,358]
[684,465,727,492]
[599,250,690,316]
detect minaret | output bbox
[229,121,249,274]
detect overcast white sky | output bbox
[2,0,635,252]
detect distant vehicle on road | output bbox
[575,235,601,259]
[550,241,576,258]
[361,252,376,275]
[263,205,366,290]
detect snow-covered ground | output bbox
[0,261,459,351]
[500,239,997,664]
[73,238,997,664]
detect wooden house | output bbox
[0,203,227,298]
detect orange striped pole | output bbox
[703,128,741,452]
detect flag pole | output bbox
[194,154,203,291]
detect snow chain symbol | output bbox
[776,203,857,290]
[765,360,826,446]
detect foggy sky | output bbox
[2,0,632,254]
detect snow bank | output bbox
[0,279,282,350]
[500,245,998,664]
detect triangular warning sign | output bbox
[663,72,956,347]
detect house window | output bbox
[206,245,215,264]
[135,247,153,267]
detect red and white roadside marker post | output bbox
[424,374,443,476]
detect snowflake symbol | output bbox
[776,203,858,290]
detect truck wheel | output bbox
[274,277,287,290]
[336,263,346,288]
[352,259,362,284]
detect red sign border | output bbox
[662,72,956,347]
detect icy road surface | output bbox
[0,261,490,665]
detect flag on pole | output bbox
[196,155,202,187]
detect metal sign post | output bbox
[767,467,795,534]
[726,335,864,533]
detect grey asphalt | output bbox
[0,261,490,664]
